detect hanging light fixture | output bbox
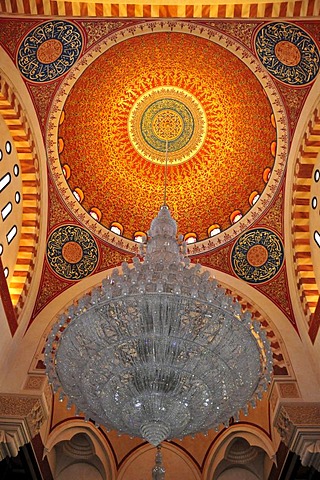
[45,141,273,447]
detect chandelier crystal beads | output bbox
[45,205,273,446]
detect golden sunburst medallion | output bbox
[128,87,207,165]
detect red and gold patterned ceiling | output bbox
[57,30,277,241]
[3,16,319,335]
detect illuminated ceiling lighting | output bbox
[45,143,273,448]
[208,224,221,237]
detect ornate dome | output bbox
[50,26,286,249]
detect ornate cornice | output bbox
[274,402,320,471]
[0,389,50,460]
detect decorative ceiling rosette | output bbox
[255,22,320,86]
[231,228,284,284]
[128,86,207,165]
[47,225,99,280]
[17,20,83,82]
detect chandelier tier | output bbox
[45,205,273,446]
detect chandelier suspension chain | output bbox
[163,139,169,207]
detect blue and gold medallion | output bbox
[231,228,284,284]
[255,22,319,86]
[17,20,83,82]
[128,87,207,165]
[47,225,98,280]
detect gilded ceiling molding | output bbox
[291,101,320,343]
[0,74,40,318]
[0,0,320,18]
[274,402,320,472]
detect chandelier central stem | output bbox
[163,139,169,207]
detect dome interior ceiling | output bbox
[58,31,276,240]
[0,10,320,478]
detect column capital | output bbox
[0,390,49,461]
[274,402,320,471]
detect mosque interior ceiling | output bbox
[0,3,320,479]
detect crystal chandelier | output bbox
[45,201,273,445]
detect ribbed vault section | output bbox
[0,75,40,316]
[292,102,320,342]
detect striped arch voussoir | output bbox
[292,103,320,341]
[0,75,40,318]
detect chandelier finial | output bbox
[152,445,165,480]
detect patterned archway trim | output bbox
[45,421,117,480]
[292,102,320,342]
[226,289,290,376]
[203,425,276,479]
[0,75,40,317]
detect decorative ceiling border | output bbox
[47,20,288,256]
[291,100,320,343]
[0,0,319,19]
[0,74,40,318]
